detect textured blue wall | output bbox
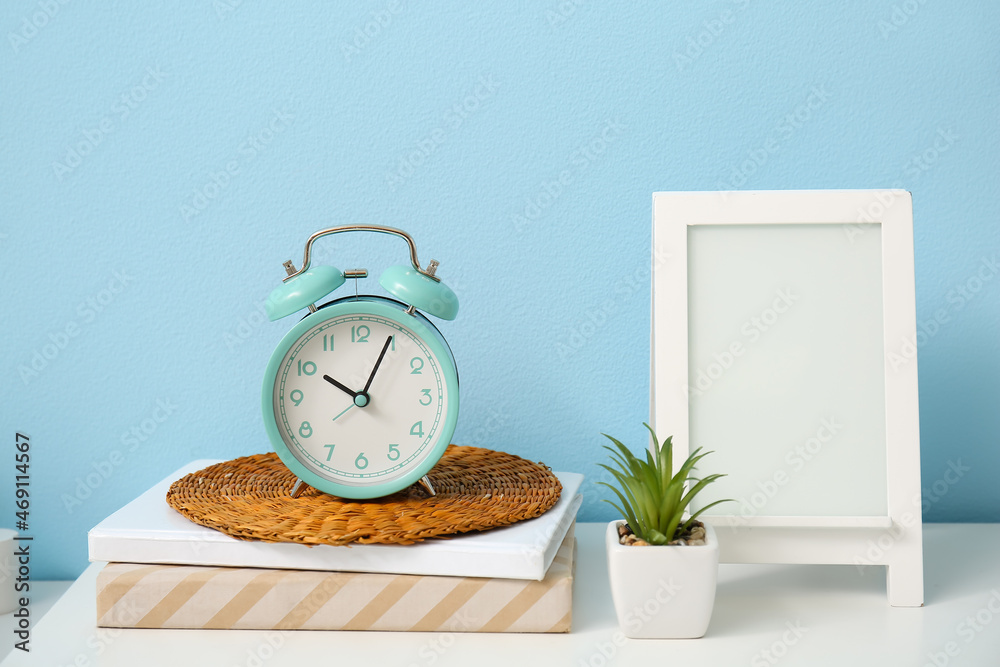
[2,2,998,579]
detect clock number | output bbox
[297,360,317,376]
[323,334,334,351]
[388,444,400,461]
[410,421,424,438]
[299,421,313,438]
[351,325,370,343]
[419,389,432,406]
[410,357,424,374]
[390,335,395,351]
[324,444,336,461]
[290,389,304,406]
[355,452,369,469]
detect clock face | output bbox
[263,299,458,498]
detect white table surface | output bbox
[3,523,999,666]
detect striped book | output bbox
[96,523,575,633]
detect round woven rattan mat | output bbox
[165,445,562,546]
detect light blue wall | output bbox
[2,2,998,579]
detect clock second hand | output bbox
[331,403,355,422]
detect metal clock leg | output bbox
[418,475,436,496]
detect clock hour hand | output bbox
[323,374,357,399]
[362,336,394,395]
[324,374,371,409]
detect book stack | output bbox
[88,461,583,633]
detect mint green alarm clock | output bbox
[261,225,459,500]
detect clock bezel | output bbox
[261,296,460,499]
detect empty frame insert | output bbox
[651,190,923,606]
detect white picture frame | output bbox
[651,190,923,607]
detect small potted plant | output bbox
[600,424,730,639]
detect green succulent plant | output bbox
[599,423,731,545]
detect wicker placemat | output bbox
[165,445,562,546]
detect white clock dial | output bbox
[272,312,450,487]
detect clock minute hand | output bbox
[362,336,393,394]
[323,374,358,399]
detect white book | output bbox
[89,460,583,581]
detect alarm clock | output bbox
[261,224,459,500]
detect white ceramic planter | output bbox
[605,520,719,639]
